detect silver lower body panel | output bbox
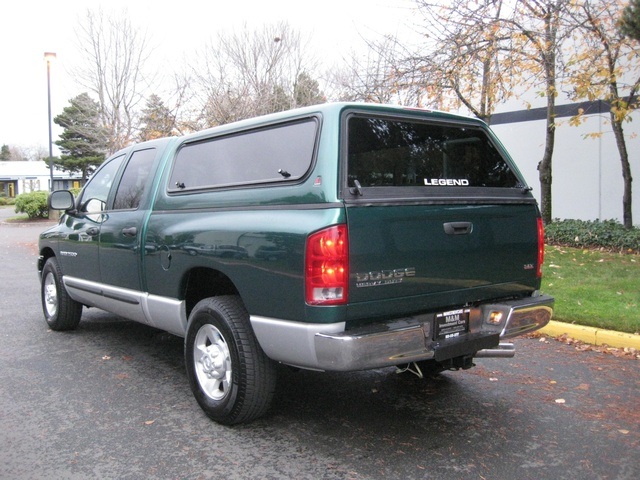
[251,295,554,371]
[63,276,187,337]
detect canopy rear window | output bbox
[347,115,521,189]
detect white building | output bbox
[489,99,639,226]
[0,161,83,197]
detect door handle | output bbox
[443,222,473,235]
[122,227,138,237]
[86,227,99,236]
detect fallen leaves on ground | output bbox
[529,333,639,360]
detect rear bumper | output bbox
[251,294,554,371]
[488,294,555,339]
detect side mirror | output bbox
[49,190,75,211]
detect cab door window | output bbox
[112,148,156,210]
[79,154,126,214]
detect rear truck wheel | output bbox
[185,296,277,425]
[40,257,82,331]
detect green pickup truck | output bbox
[39,102,553,424]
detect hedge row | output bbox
[545,219,640,254]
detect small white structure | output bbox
[0,161,83,197]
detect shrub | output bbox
[14,191,49,219]
[545,219,640,254]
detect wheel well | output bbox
[38,248,56,273]
[183,267,239,317]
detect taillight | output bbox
[537,217,545,278]
[305,225,348,305]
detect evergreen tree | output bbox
[293,72,326,108]
[0,144,10,161]
[621,0,640,41]
[51,93,108,180]
[138,94,176,142]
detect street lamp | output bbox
[44,52,56,192]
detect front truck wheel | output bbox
[185,296,277,425]
[40,257,82,331]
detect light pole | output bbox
[44,52,56,192]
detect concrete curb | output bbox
[540,320,640,350]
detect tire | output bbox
[40,257,82,331]
[185,296,277,425]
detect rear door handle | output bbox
[122,227,138,237]
[444,222,473,235]
[86,227,99,236]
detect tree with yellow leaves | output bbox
[408,0,572,224]
[566,0,640,229]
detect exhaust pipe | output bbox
[475,342,515,358]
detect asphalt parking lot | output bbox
[1,208,638,480]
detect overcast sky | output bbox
[0,0,414,154]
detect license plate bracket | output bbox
[435,308,470,340]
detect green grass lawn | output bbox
[542,246,640,334]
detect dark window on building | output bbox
[113,148,156,210]
[347,116,521,189]
[169,118,317,191]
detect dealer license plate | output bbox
[435,308,470,340]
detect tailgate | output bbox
[347,202,540,309]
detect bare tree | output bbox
[414,0,571,222]
[328,35,427,106]
[408,0,520,121]
[30,145,50,162]
[73,8,154,154]
[192,22,322,128]
[154,66,201,136]
[191,22,322,128]
[1,145,47,162]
